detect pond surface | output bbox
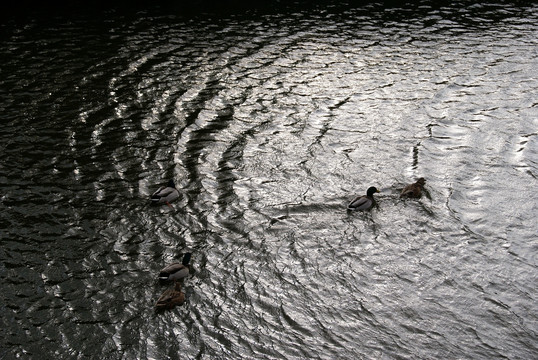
[1,1,537,359]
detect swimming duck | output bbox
[155,281,185,311]
[158,253,191,282]
[151,179,179,207]
[347,186,379,211]
[400,178,426,198]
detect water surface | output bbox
[1,2,537,359]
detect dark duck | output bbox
[400,178,426,199]
[155,281,185,311]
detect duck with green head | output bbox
[347,186,379,211]
[158,253,192,282]
[151,179,179,207]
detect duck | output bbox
[151,179,179,207]
[347,186,379,211]
[155,281,185,311]
[400,178,425,198]
[158,253,192,282]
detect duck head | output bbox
[182,252,192,266]
[167,179,176,188]
[366,186,380,197]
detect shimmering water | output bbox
[1,2,537,359]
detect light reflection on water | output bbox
[1,2,537,359]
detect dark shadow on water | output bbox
[3,0,533,24]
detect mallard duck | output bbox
[347,186,379,211]
[158,253,191,282]
[151,179,179,207]
[400,178,425,198]
[155,281,185,311]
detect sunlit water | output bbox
[1,2,537,359]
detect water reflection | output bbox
[1,2,537,359]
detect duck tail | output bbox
[158,273,169,281]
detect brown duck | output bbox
[155,281,185,311]
[400,178,426,198]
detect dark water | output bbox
[1,1,537,359]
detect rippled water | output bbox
[1,2,537,359]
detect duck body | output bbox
[151,179,179,206]
[400,178,425,198]
[159,253,191,282]
[347,186,379,211]
[155,281,185,311]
